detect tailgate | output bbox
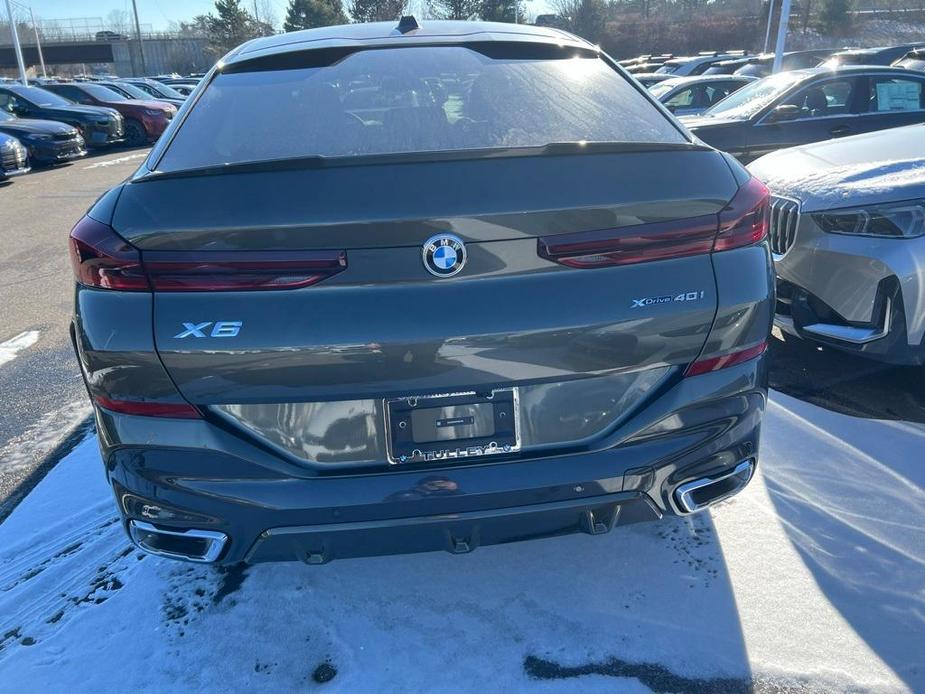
[112,150,738,404]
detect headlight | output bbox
[144,108,166,117]
[31,133,53,141]
[813,200,925,239]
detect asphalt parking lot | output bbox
[769,329,925,423]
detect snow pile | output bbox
[0,393,922,691]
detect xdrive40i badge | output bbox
[631,291,706,308]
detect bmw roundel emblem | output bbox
[422,234,466,278]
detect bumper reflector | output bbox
[685,340,768,377]
[94,395,202,418]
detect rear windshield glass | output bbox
[15,86,73,108]
[703,71,805,120]
[157,46,685,171]
[150,82,185,99]
[648,82,676,98]
[81,84,126,101]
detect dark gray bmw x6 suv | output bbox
[70,20,774,565]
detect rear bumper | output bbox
[245,493,662,564]
[96,357,768,565]
[0,164,29,179]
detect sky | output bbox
[25,1,294,30]
[22,0,549,31]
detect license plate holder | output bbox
[385,389,520,464]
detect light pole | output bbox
[28,6,45,78]
[3,0,29,85]
[763,0,775,53]
[772,0,791,73]
[131,0,147,76]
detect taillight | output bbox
[94,395,202,418]
[714,177,770,252]
[69,215,149,290]
[69,216,347,291]
[143,250,347,291]
[685,340,768,377]
[537,215,718,268]
[537,178,770,268]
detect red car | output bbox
[43,82,176,146]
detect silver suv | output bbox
[750,123,925,363]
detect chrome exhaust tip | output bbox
[128,520,228,563]
[674,459,755,514]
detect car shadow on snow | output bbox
[768,331,925,423]
[188,511,757,691]
[762,393,925,691]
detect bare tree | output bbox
[105,9,132,34]
[255,0,280,29]
[550,0,607,41]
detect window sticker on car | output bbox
[876,81,921,111]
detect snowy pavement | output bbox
[0,391,922,692]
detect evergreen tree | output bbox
[477,0,526,23]
[433,0,480,20]
[200,0,266,56]
[818,0,851,33]
[284,0,348,31]
[348,0,405,23]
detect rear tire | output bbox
[124,119,147,147]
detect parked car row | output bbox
[678,66,925,162]
[0,73,199,183]
[630,46,925,366]
[648,74,756,115]
[625,43,925,84]
[39,82,177,146]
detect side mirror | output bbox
[769,104,800,122]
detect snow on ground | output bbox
[0,392,922,692]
